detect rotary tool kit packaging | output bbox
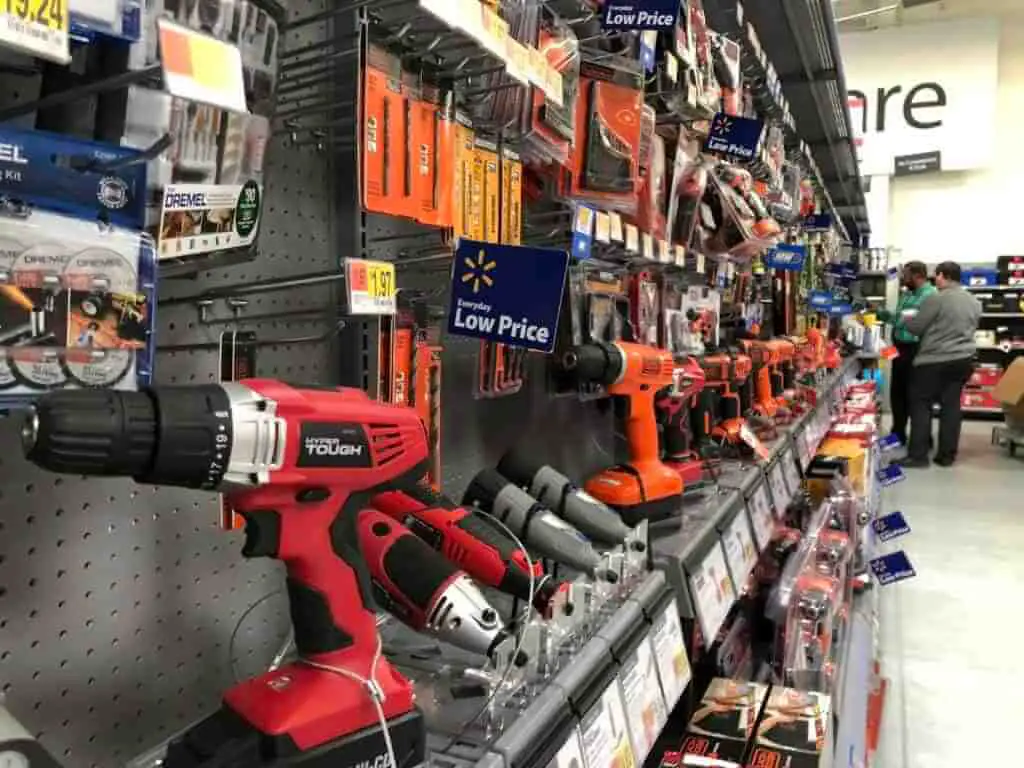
[117,0,277,264]
[0,126,157,408]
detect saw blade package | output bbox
[0,210,156,408]
[0,126,156,407]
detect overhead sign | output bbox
[894,150,941,176]
[704,113,764,161]
[602,1,680,30]
[841,17,999,176]
[765,244,807,271]
[448,239,569,353]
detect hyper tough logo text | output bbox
[303,437,365,458]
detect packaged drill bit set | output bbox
[123,0,278,264]
[0,126,157,408]
[359,24,525,244]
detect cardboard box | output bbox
[746,687,831,768]
[993,358,1024,427]
[680,679,769,766]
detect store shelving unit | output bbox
[705,0,868,244]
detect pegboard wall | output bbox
[0,1,338,765]
[0,2,615,766]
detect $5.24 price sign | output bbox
[1,0,70,63]
[345,258,397,316]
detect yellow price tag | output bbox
[1,0,69,63]
[625,224,639,253]
[479,5,508,60]
[505,39,530,84]
[595,212,611,244]
[346,258,397,315]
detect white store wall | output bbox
[839,0,1024,265]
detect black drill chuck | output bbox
[562,342,621,387]
[23,389,158,477]
[23,386,234,491]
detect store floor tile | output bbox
[874,421,1024,767]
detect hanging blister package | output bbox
[0,213,156,408]
[571,52,644,213]
[523,16,580,169]
[667,131,707,251]
[0,127,157,407]
[362,38,410,219]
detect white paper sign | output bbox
[723,512,758,592]
[747,483,775,551]
[650,601,691,707]
[620,637,670,763]
[782,448,802,496]
[545,723,586,768]
[689,543,736,648]
[580,679,636,768]
[770,461,791,517]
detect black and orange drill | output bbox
[562,341,683,524]
[697,350,753,449]
[766,338,797,423]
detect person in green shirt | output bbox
[874,261,937,446]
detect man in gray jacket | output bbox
[902,261,981,467]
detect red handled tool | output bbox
[371,488,560,613]
[22,382,499,767]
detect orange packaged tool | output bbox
[413,342,442,492]
[409,66,441,226]
[501,147,523,245]
[478,137,500,244]
[452,113,475,238]
[363,41,408,218]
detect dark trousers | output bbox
[908,358,974,462]
[890,341,918,442]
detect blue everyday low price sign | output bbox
[603,1,680,30]
[704,113,764,161]
[873,511,911,542]
[870,551,916,586]
[877,464,907,487]
[448,240,570,353]
[803,213,833,232]
[765,244,807,271]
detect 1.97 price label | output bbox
[1,0,69,63]
[346,258,396,316]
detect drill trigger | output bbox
[239,510,281,559]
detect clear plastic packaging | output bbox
[0,209,156,409]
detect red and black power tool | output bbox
[370,487,562,613]
[655,356,709,488]
[21,381,507,767]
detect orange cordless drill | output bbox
[562,341,683,524]
[22,382,507,767]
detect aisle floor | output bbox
[875,421,1024,767]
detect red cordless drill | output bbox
[21,381,498,767]
[370,487,561,613]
